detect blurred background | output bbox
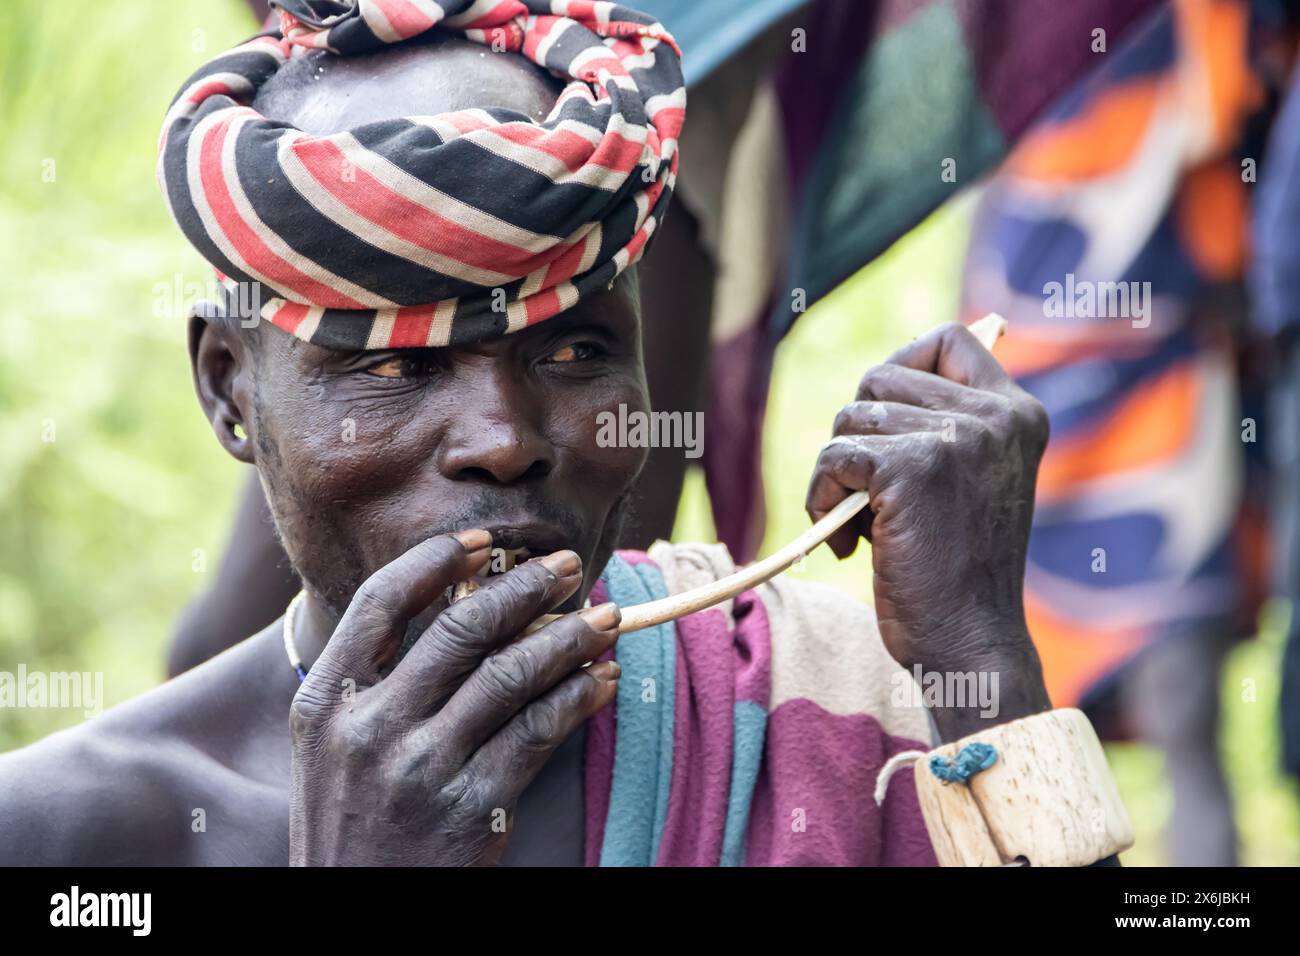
[1,0,1298,865]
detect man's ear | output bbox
[188,310,256,463]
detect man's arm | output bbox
[806,322,1131,865]
[0,729,181,865]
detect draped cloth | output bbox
[158,0,685,351]
[959,0,1274,718]
[585,544,937,866]
[626,0,1166,561]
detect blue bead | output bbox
[929,742,998,783]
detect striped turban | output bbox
[158,0,684,350]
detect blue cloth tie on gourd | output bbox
[929,742,998,783]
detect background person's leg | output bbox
[1267,337,1300,784]
[1121,630,1238,866]
[621,203,716,549]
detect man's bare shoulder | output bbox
[0,626,293,865]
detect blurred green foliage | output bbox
[1,0,1296,864]
[0,0,259,746]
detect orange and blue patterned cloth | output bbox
[633,0,1165,560]
[960,0,1280,718]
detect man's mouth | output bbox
[402,522,586,636]
[474,522,577,575]
[471,546,532,579]
[453,544,577,615]
[452,521,581,604]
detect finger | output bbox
[452,660,621,814]
[882,321,1010,391]
[806,433,920,558]
[386,550,584,708]
[419,603,621,763]
[854,362,1009,417]
[833,400,960,438]
[310,530,492,690]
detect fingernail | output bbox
[581,602,621,630]
[588,660,621,683]
[454,529,491,552]
[540,550,581,577]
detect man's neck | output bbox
[293,593,342,674]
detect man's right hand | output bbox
[288,530,620,866]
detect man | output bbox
[166,0,1162,678]
[0,0,1053,866]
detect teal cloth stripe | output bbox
[720,700,767,866]
[597,554,677,867]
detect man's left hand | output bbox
[806,322,1052,737]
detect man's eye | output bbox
[363,356,434,378]
[544,343,597,364]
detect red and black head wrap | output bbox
[158,0,684,349]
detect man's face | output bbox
[189,37,653,620]
[242,275,649,618]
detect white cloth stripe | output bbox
[366,308,398,348]
[578,223,602,273]
[277,131,518,288]
[463,107,501,128]
[604,73,638,93]
[260,296,285,324]
[186,109,301,306]
[520,263,548,298]
[360,0,402,43]
[329,131,562,251]
[428,298,458,345]
[606,109,649,146]
[222,116,397,308]
[570,44,619,74]
[475,128,621,190]
[505,298,529,333]
[618,49,657,72]
[535,17,574,64]
[406,0,446,24]
[409,115,463,142]
[554,117,605,147]
[161,73,254,141]
[631,188,650,229]
[297,305,325,340]
[443,0,499,27]
[644,88,686,116]
[555,280,579,313]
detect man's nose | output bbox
[437,384,555,486]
